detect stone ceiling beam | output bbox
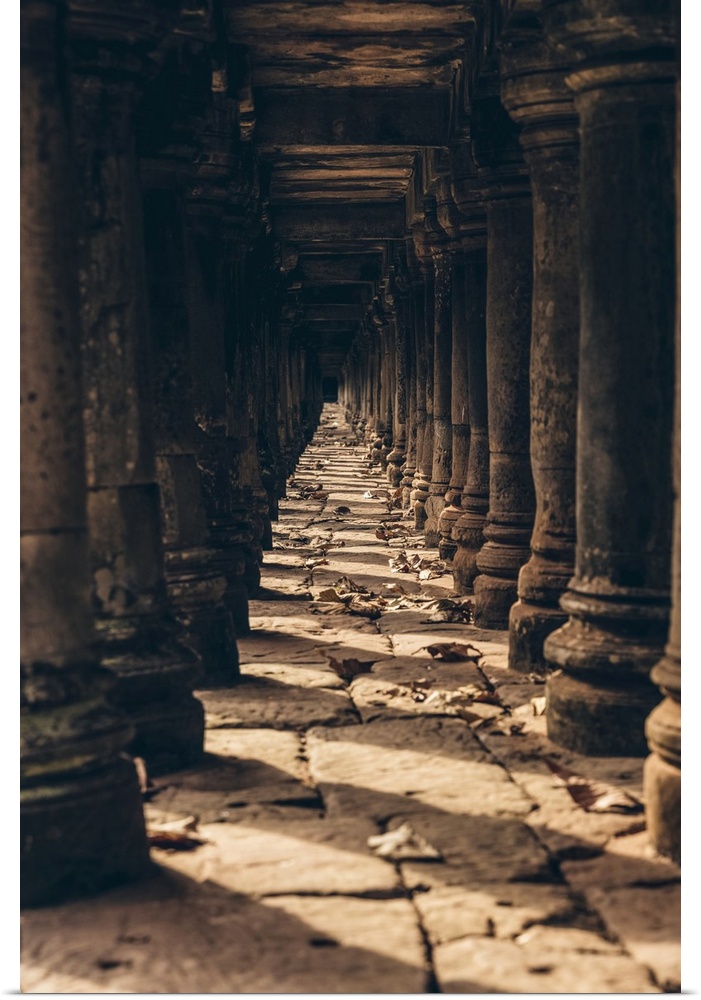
[274,203,406,241]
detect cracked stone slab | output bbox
[413,882,592,944]
[159,814,401,898]
[559,832,681,890]
[582,883,681,991]
[144,729,317,822]
[236,659,347,690]
[349,655,498,723]
[433,935,659,993]
[307,717,535,820]
[21,873,423,994]
[199,679,358,730]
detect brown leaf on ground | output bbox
[326,655,376,681]
[147,816,206,852]
[315,587,345,603]
[332,505,352,515]
[304,557,329,570]
[335,575,367,594]
[346,594,385,619]
[424,642,483,662]
[543,758,644,814]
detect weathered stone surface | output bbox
[159,815,401,898]
[21,875,424,994]
[199,679,358,730]
[308,718,535,821]
[434,935,659,993]
[145,728,317,822]
[414,882,591,944]
[583,884,681,992]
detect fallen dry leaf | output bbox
[326,655,376,682]
[334,575,367,594]
[543,758,644,814]
[367,822,443,862]
[531,696,547,716]
[332,505,352,515]
[424,642,482,662]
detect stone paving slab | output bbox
[157,814,402,898]
[434,934,660,993]
[199,677,359,730]
[21,875,425,994]
[308,717,536,820]
[412,881,595,943]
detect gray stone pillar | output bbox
[451,249,489,593]
[424,247,453,549]
[21,0,149,905]
[439,252,470,563]
[387,272,408,488]
[502,35,580,673]
[70,1,204,772]
[543,0,678,755]
[142,186,239,681]
[473,182,535,629]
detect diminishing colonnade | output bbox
[21,0,680,907]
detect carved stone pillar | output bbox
[501,33,580,673]
[411,229,435,529]
[387,270,408,489]
[543,0,677,755]
[70,1,204,772]
[644,270,680,859]
[409,258,428,520]
[21,0,149,906]
[400,261,418,505]
[438,252,470,562]
[142,186,239,681]
[424,245,453,548]
[472,90,536,629]
[451,248,489,592]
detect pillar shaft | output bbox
[424,249,453,548]
[439,252,470,562]
[543,0,677,755]
[473,194,535,628]
[71,4,204,772]
[21,0,149,905]
[452,248,489,593]
[142,186,239,681]
[502,38,581,672]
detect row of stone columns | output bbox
[20,0,324,906]
[340,2,679,863]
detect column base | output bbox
[545,669,660,757]
[438,504,461,563]
[643,750,681,865]
[508,600,567,674]
[21,758,150,907]
[165,548,240,681]
[424,493,446,549]
[100,622,205,774]
[451,521,485,594]
[473,574,517,630]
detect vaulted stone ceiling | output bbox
[223,0,487,374]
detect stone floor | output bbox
[21,405,681,994]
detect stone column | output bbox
[424,245,453,548]
[409,260,428,519]
[438,252,470,562]
[142,186,239,681]
[501,35,580,673]
[387,274,408,488]
[70,1,204,772]
[644,263,680,859]
[411,230,435,529]
[21,0,149,906]
[543,0,677,755]
[400,263,418,505]
[472,109,536,628]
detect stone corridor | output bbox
[21,409,681,993]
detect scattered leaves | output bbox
[543,758,644,814]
